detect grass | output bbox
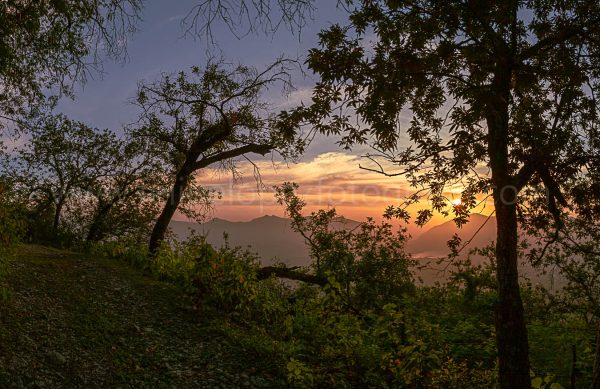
[0,245,283,388]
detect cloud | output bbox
[269,86,314,110]
[191,151,419,221]
[163,14,186,24]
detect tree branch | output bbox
[192,143,273,170]
[519,20,592,60]
[256,265,326,286]
[513,160,539,192]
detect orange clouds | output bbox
[181,151,494,235]
[189,152,414,222]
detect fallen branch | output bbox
[256,266,326,286]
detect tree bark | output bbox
[53,198,64,232]
[494,192,531,388]
[487,59,532,387]
[148,141,273,255]
[149,167,191,254]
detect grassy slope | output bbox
[0,245,281,388]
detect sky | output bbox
[52,0,489,232]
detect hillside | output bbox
[0,246,280,387]
[406,213,497,258]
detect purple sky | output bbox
[51,1,473,228]
[57,0,347,158]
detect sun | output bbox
[451,198,462,206]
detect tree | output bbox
[10,115,117,233]
[274,182,414,311]
[182,0,315,41]
[134,59,301,254]
[285,1,600,387]
[4,114,165,244]
[81,136,165,243]
[0,0,141,125]
[0,177,24,258]
[524,176,600,387]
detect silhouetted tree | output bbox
[82,137,166,243]
[4,114,166,244]
[182,0,315,40]
[0,0,141,125]
[10,115,117,233]
[134,59,301,254]
[285,1,600,387]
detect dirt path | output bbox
[0,246,280,388]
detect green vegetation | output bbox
[1,0,600,387]
[52,186,594,388]
[1,180,599,387]
[0,180,24,300]
[0,0,141,123]
[281,2,600,386]
[0,245,281,387]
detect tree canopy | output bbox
[133,59,303,253]
[284,1,600,387]
[0,0,141,123]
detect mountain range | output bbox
[406,213,497,258]
[171,214,558,286]
[171,213,497,265]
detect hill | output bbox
[172,214,499,264]
[0,246,279,387]
[406,213,497,258]
[171,215,361,267]
[171,214,561,287]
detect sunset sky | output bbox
[52,1,492,231]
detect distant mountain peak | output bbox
[252,214,286,221]
[407,213,497,258]
[206,217,233,225]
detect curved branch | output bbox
[192,143,273,170]
[256,265,326,286]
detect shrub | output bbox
[88,238,149,270]
[0,181,25,300]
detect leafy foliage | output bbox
[3,114,166,246]
[133,59,303,252]
[280,2,600,386]
[0,179,24,300]
[275,182,415,310]
[0,0,141,122]
[0,180,23,256]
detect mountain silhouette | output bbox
[171,213,557,287]
[171,214,499,264]
[171,215,360,267]
[406,213,497,258]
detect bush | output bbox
[88,238,149,269]
[149,235,498,387]
[179,236,291,323]
[0,181,25,300]
[0,184,23,257]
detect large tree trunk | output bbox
[494,194,531,388]
[149,168,191,254]
[486,57,532,388]
[53,198,64,232]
